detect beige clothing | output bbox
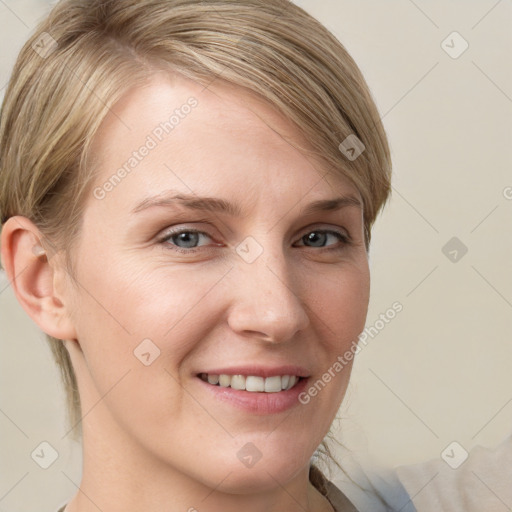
[56,479,358,512]
[325,479,359,511]
[397,434,512,511]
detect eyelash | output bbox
[158,227,352,253]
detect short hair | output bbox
[0,0,391,492]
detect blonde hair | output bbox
[0,0,391,494]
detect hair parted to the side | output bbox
[0,0,391,494]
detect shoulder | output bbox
[396,435,512,511]
[325,466,416,512]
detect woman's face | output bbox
[63,73,370,492]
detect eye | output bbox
[295,230,350,249]
[160,229,215,250]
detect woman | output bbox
[0,1,393,510]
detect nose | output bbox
[226,251,310,343]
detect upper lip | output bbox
[197,365,311,378]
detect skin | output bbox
[1,73,370,512]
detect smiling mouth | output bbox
[198,373,303,392]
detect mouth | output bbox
[195,368,311,414]
[198,373,304,392]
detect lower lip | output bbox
[195,376,309,414]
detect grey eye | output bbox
[303,232,328,247]
[164,230,213,249]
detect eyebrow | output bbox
[131,192,243,216]
[131,191,362,216]
[300,196,362,215]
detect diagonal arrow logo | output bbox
[237,442,262,468]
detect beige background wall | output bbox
[1,0,511,510]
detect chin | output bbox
[199,448,310,495]
[215,463,307,495]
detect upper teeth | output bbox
[200,374,299,392]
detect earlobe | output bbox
[0,216,77,341]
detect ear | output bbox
[1,216,77,341]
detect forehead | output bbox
[91,72,308,159]
[86,73,359,217]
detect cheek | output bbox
[293,261,369,416]
[74,253,229,338]
[309,261,370,344]
[68,258,234,437]
[69,255,233,397]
